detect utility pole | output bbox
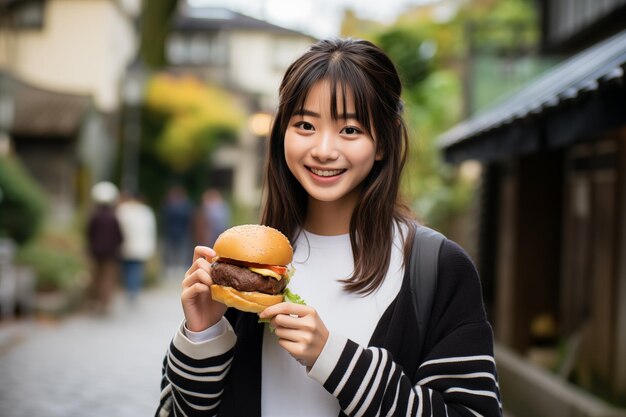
[121,2,146,195]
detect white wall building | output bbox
[0,0,139,111]
[0,0,141,224]
[165,2,315,208]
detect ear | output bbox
[375,147,384,161]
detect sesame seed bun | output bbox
[213,224,293,266]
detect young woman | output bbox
[156,38,502,417]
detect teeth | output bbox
[310,168,344,177]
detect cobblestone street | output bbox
[0,282,183,417]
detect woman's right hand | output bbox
[181,246,228,332]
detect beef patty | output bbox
[211,262,287,295]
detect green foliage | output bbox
[340,9,386,40]
[15,228,89,293]
[135,73,245,206]
[376,28,432,90]
[0,155,46,244]
[145,73,244,173]
[402,70,473,231]
[464,0,539,54]
[155,117,238,173]
[370,25,471,231]
[461,0,544,114]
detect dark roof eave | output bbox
[442,77,626,163]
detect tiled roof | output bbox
[172,5,314,38]
[10,80,91,138]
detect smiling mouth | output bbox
[308,167,347,177]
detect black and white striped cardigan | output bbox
[156,239,503,417]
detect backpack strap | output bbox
[409,225,445,359]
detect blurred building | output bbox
[0,0,142,225]
[164,2,315,208]
[439,1,626,416]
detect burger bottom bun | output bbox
[210,285,283,313]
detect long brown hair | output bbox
[261,38,416,295]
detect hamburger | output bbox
[210,224,298,313]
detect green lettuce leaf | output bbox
[283,288,306,305]
[258,287,306,327]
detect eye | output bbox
[294,121,315,131]
[341,126,362,135]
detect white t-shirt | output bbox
[261,228,406,416]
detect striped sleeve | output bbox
[155,319,237,417]
[309,323,501,417]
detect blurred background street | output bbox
[0,282,182,417]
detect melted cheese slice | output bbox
[248,267,282,280]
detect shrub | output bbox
[15,229,89,293]
[0,155,46,244]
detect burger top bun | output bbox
[213,224,293,266]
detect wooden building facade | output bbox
[439,1,626,413]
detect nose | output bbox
[311,131,339,161]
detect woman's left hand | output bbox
[259,303,329,368]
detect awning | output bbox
[439,29,626,164]
[10,80,91,138]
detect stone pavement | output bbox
[0,281,184,417]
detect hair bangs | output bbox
[326,63,374,136]
[282,57,375,137]
[281,66,324,126]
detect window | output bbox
[189,34,211,65]
[167,32,227,67]
[166,34,189,65]
[7,0,45,29]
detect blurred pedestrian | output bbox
[161,184,193,280]
[116,191,157,304]
[195,188,231,247]
[86,181,122,315]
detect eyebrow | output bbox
[293,109,358,120]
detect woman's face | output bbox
[284,80,381,207]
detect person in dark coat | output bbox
[86,181,123,314]
[161,185,193,280]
